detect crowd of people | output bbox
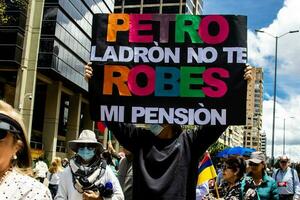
[0,63,299,200]
[198,152,300,200]
[1,98,300,200]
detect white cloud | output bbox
[263,96,300,162]
[248,0,300,76]
[249,0,300,162]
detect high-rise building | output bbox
[0,0,114,160]
[114,0,203,14]
[243,67,264,150]
[219,126,244,147]
[219,67,264,149]
[260,131,266,154]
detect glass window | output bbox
[124,7,141,13]
[43,7,58,20]
[162,6,180,13]
[38,53,53,68]
[58,93,69,136]
[56,140,66,152]
[69,0,93,23]
[144,0,160,4]
[41,20,56,35]
[98,2,111,13]
[143,6,160,13]
[32,83,47,132]
[163,0,179,3]
[115,0,122,6]
[114,8,122,13]
[124,0,141,5]
[39,39,54,52]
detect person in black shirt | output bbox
[85,63,253,200]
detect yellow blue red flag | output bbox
[197,152,217,185]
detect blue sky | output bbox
[203,0,284,30]
[203,0,300,161]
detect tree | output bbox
[208,141,228,157]
[0,0,27,25]
[0,0,9,25]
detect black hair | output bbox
[224,156,246,180]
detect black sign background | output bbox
[89,14,247,125]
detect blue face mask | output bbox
[149,124,164,136]
[77,147,95,161]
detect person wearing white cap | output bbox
[55,130,124,200]
[272,155,300,200]
[241,151,279,200]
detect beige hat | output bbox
[69,130,103,152]
[248,151,266,164]
[279,155,289,161]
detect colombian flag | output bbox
[197,152,217,185]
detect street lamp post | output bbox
[283,117,295,155]
[255,29,299,165]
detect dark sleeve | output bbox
[117,157,126,189]
[191,125,228,154]
[106,122,152,152]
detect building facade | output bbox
[0,0,114,160]
[243,67,264,150]
[0,0,205,161]
[260,130,266,154]
[219,67,264,150]
[218,126,244,147]
[114,0,203,14]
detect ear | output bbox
[234,168,240,176]
[14,140,23,155]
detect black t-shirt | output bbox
[108,123,226,200]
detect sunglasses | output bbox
[222,165,233,170]
[0,129,9,140]
[77,144,96,150]
[249,162,260,167]
[0,120,21,140]
[280,161,288,164]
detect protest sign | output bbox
[89,14,247,125]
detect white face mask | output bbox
[149,124,164,136]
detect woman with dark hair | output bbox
[222,156,258,200]
[0,100,51,199]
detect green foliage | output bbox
[0,0,27,25]
[0,0,9,25]
[208,141,228,157]
[208,141,228,166]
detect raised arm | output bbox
[106,122,153,153]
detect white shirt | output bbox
[46,171,61,185]
[272,167,300,195]
[55,165,124,200]
[34,161,49,178]
[0,169,52,200]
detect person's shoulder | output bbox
[264,173,277,184]
[12,170,50,193]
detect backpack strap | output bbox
[291,168,295,194]
[274,169,280,181]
